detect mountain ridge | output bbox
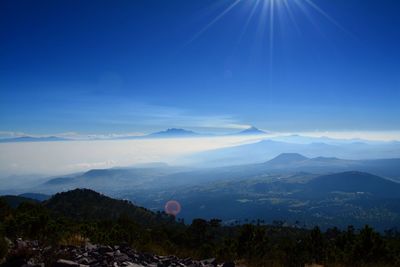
[0,136,69,143]
[148,128,200,138]
[235,126,267,135]
[43,188,175,225]
[303,171,400,198]
[266,153,309,165]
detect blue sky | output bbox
[1,0,399,136]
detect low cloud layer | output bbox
[0,131,399,178]
[0,136,265,177]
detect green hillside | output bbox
[1,189,400,266]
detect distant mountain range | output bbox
[0,136,68,143]
[16,152,399,203]
[4,157,400,230]
[0,195,40,208]
[0,126,268,142]
[261,153,400,180]
[0,127,397,145]
[303,171,400,199]
[147,128,200,138]
[118,126,268,139]
[39,164,187,193]
[187,139,400,166]
[18,192,51,201]
[265,153,309,165]
[164,170,400,230]
[235,126,268,135]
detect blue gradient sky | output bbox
[1,0,399,135]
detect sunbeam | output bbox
[187,0,349,50]
[185,0,242,45]
[303,0,353,36]
[282,0,301,34]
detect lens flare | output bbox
[164,200,182,216]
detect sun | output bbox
[187,0,346,46]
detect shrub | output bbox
[0,235,9,260]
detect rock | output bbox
[78,257,97,265]
[98,245,113,254]
[106,251,115,257]
[160,258,171,266]
[221,262,235,267]
[85,243,97,251]
[16,238,28,249]
[201,258,217,266]
[116,253,131,262]
[54,259,80,267]
[125,264,145,267]
[3,238,233,267]
[183,258,193,265]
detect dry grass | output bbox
[59,234,88,247]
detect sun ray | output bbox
[269,0,275,64]
[293,0,327,37]
[282,0,302,35]
[185,0,242,46]
[183,0,352,73]
[303,0,352,36]
[254,0,269,49]
[236,0,261,46]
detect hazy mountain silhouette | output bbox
[265,153,309,165]
[148,128,200,138]
[303,171,400,198]
[0,195,39,208]
[0,136,68,143]
[18,192,50,201]
[187,139,400,166]
[262,153,400,180]
[235,126,267,135]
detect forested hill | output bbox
[43,188,175,225]
[1,189,400,266]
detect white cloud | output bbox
[0,130,399,177]
[0,131,29,138]
[0,136,266,176]
[68,160,117,170]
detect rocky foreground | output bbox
[2,239,236,267]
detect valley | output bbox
[3,152,400,231]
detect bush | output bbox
[0,235,8,260]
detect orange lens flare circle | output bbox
[164,200,181,216]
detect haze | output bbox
[0,136,265,176]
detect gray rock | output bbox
[201,258,217,266]
[78,257,97,265]
[106,251,115,257]
[126,263,145,267]
[98,245,113,253]
[54,259,80,267]
[85,243,97,251]
[116,253,131,262]
[16,238,28,249]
